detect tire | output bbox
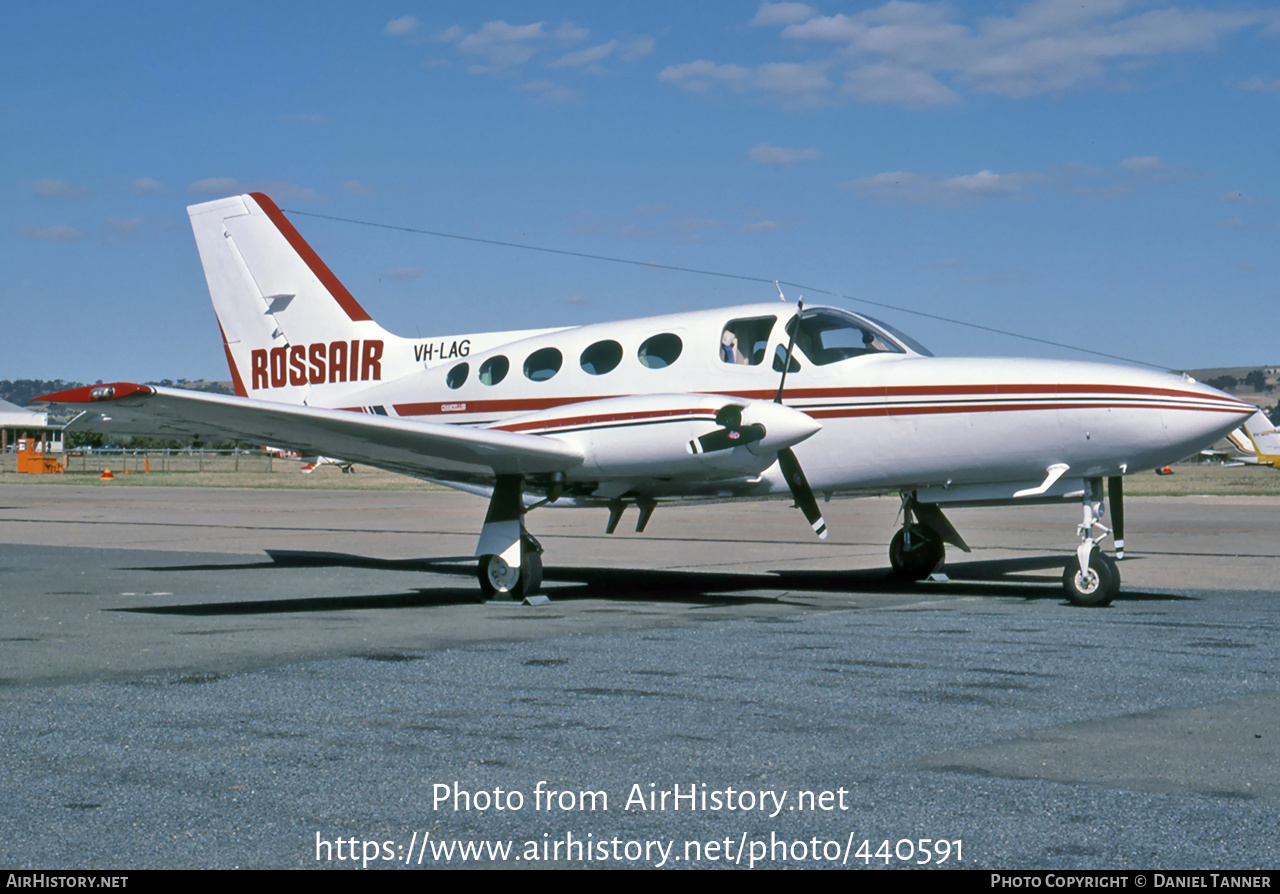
[1062,550,1119,607]
[477,551,543,601]
[889,525,945,581]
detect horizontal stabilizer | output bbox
[37,384,583,480]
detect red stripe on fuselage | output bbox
[391,384,1249,426]
[493,407,718,434]
[248,192,372,323]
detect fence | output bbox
[55,448,283,475]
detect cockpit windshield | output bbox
[783,307,929,365]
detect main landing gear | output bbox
[889,497,969,582]
[475,475,544,601]
[889,524,944,581]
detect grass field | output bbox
[3,454,1278,495]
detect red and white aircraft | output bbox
[39,193,1254,606]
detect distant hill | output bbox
[1183,366,1278,412]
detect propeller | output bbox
[773,297,827,540]
[686,405,766,454]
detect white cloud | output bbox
[18,224,82,241]
[755,61,830,96]
[751,3,816,27]
[658,60,752,94]
[385,16,419,37]
[1219,191,1265,205]
[188,178,320,201]
[103,217,145,243]
[660,60,829,104]
[552,40,616,68]
[847,168,1042,205]
[619,37,655,62]
[1234,75,1280,95]
[843,63,960,107]
[749,143,821,167]
[847,155,1208,206]
[1117,155,1199,183]
[520,80,580,104]
[1120,155,1161,172]
[256,181,322,202]
[339,180,374,195]
[675,1,1280,110]
[32,179,92,200]
[130,177,169,195]
[553,22,590,44]
[457,21,550,67]
[383,267,421,281]
[189,177,245,195]
[429,20,648,99]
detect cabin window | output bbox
[445,362,469,389]
[772,345,801,373]
[720,316,775,366]
[524,347,563,382]
[785,308,905,366]
[580,340,623,376]
[479,355,509,386]
[637,333,682,369]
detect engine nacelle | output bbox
[490,393,820,480]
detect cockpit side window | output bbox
[719,316,776,366]
[784,308,905,366]
[772,345,801,373]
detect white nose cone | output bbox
[740,400,822,455]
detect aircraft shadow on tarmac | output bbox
[113,550,1190,616]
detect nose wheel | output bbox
[1062,550,1119,607]
[1063,478,1121,607]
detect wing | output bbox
[38,383,583,482]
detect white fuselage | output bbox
[321,303,1251,502]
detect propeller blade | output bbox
[778,447,827,539]
[688,422,766,454]
[1108,475,1125,559]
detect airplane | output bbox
[1202,410,1280,468]
[37,193,1256,607]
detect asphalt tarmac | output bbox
[2,483,1278,869]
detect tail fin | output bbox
[188,193,413,403]
[1228,410,1280,468]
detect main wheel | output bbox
[889,525,945,581]
[1062,550,1119,607]
[478,551,543,600]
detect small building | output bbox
[0,398,64,454]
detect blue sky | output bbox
[4,1,1278,383]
